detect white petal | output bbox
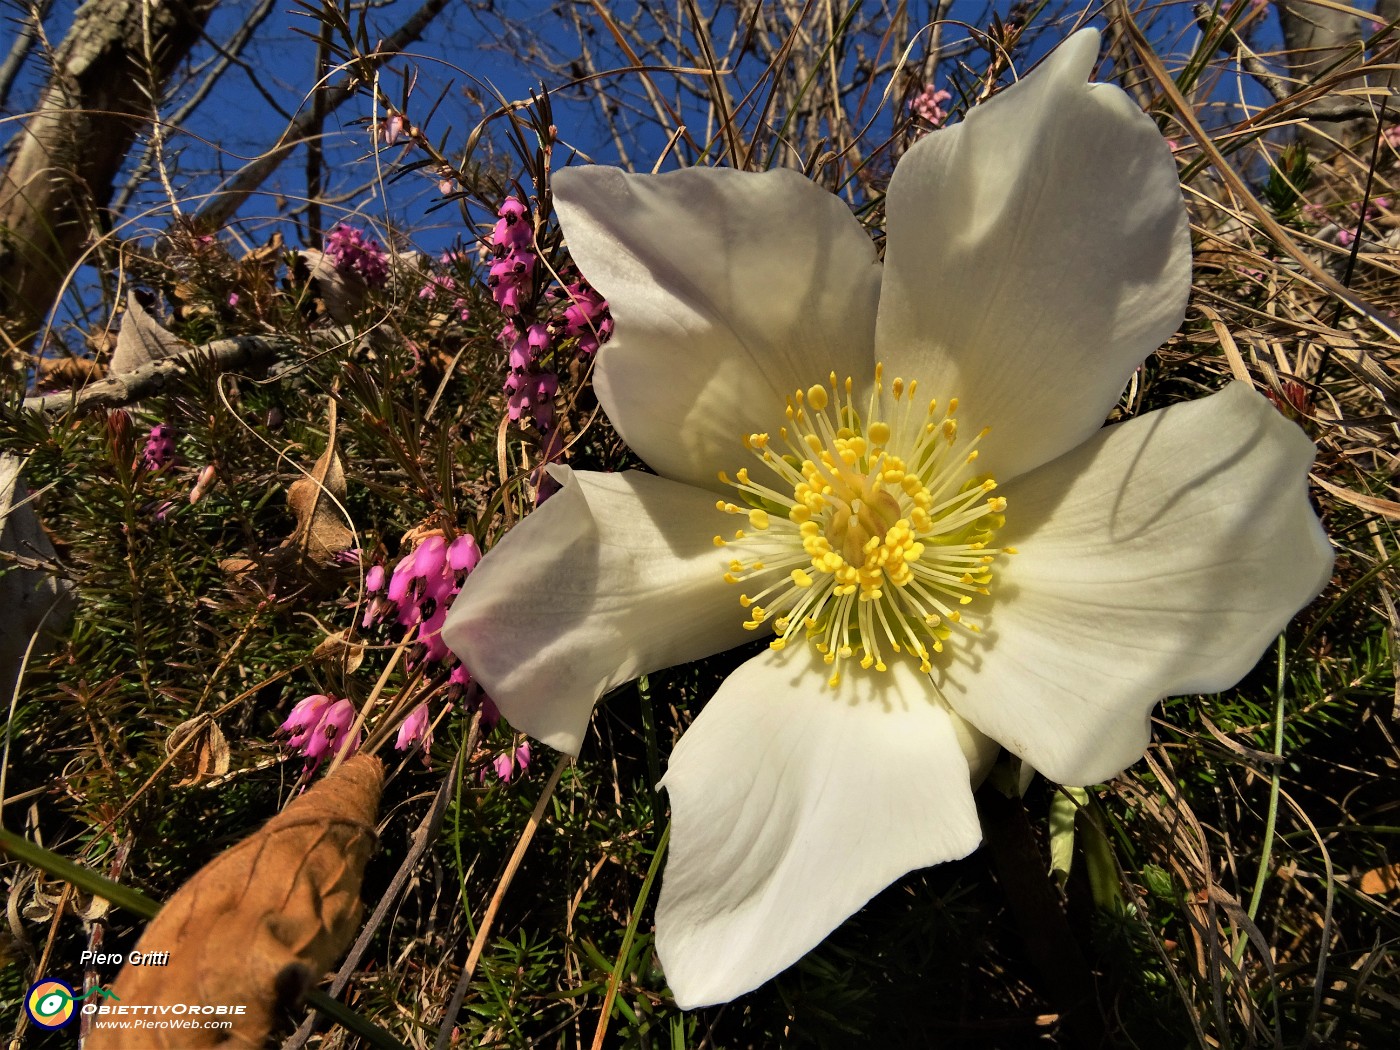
[875,28,1190,482]
[441,467,750,755]
[941,384,1333,786]
[656,646,987,1008]
[555,166,882,492]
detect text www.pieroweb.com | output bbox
[86,1002,245,1032]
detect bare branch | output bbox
[0,0,53,112]
[1194,3,1395,123]
[191,0,453,231]
[19,332,295,416]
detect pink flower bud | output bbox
[448,535,481,572]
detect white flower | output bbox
[442,30,1333,1009]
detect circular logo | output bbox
[25,979,77,1028]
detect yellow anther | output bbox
[718,371,1008,687]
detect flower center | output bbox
[713,366,1014,687]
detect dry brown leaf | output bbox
[85,326,118,358]
[109,293,189,375]
[286,403,355,565]
[311,628,365,675]
[34,355,105,391]
[17,870,109,923]
[241,230,284,267]
[218,557,258,578]
[88,755,383,1049]
[166,716,232,787]
[1359,863,1400,895]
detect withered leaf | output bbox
[88,755,383,1049]
[1359,863,1400,896]
[166,716,231,787]
[109,293,189,375]
[311,628,364,675]
[285,402,355,565]
[218,556,258,578]
[241,230,284,267]
[35,355,105,391]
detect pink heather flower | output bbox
[489,249,536,314]
[386,550,416,604]
[448,534,481,572]
[492,197,532,251]
[910,85,952,128]
[527,322,552,357]
[395,703,433,755]
[493,751,517,782]
[419,273,454,299]
[506,372,558,429]
[282,693,334,750]
[414,535,447,580]
[508,332,534,372]
[418,253,470,320]
[380,113,406,146]
[227,292,240,307]
[362,533,484,669]
[325,224,390,287]
[1373,196,1390,210]
[490,740,532,782]
[559,278,613,356]
[1337,228,1356,247]
[420,601,452,663]
[298,697,360,770]
[1385,125,1400,149]
[139,424,176,471]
